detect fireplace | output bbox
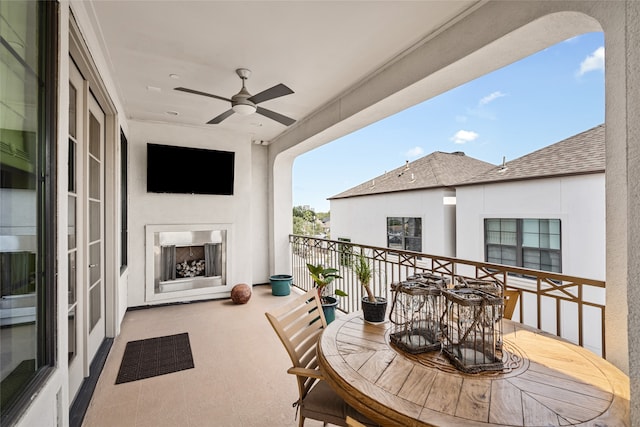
[145,224,230,302]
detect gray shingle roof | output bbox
[329,151,495,200]
[329,124,605,200]
[457,123,604,186]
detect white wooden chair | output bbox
[265,289,377,427]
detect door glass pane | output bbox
[89,200,100,241]
[89,284,101,331]
[68,194,76,249]
[69,84,77,138]
[68,306,76,363]
[89,157,100,199]
[89,112,100,159]
[89,242,101,285]
[68,251,76,305]
[68,139,76,192]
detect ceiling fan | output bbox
[174,68,296,126]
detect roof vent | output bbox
[498,156,508,172]
[452,151,465,156]
[404,160,410,169]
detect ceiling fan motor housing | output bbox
[232,69,257,114]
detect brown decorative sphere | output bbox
[231,283,252,304]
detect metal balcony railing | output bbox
[289,234,607,357]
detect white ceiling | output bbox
[87,1,477,142]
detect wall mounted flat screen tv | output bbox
[147,143,234,195]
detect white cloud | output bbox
[450,130,479,145]
[577,46,605,76]
[405,146,424,158]
[479,91,506,106]
[563,35,581,44]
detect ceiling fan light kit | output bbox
[175,68,295,126]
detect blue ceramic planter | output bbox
[270,274,292,296]
[322,296,338,324]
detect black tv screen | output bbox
[147,143,235,195]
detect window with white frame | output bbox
[387,217,422,252]
[485,218,561,273]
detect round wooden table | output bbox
[317,312,629,426]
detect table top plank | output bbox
[517,368,612,401]
[397,364,437,405]
[454,378,492,422]
[489,379,525,425]
[318,313,630,426]
[521,393,562,426]
[523,391,602,421]
[376,351,415,395]
[357,348,396,383]
[343,348,376,372]
[509,373,611,413]
[423,371,463,416]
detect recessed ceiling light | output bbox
[147,85,161,92]
[169,74,180,79]
[166,111,179,116]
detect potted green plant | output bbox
[355,253,387,323]
[306,263,347,324]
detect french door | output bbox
[68,61,106,399]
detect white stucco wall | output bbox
[126,121,266,306]
[330,189,456,257]
[455,174,606,280]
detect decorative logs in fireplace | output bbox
[160,243,222,281]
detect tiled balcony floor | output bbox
[82,285,327,427]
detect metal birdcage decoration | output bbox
[389,280,443,354]
[441,288,504,373]
[407,272,450,288]
[454,276,501,297]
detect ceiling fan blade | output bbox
[256,107,296,126]
[175,87,231,103]
[207,109,235,124]
[248,83,294,105]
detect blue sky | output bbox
[293,32,605,212]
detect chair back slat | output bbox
[503,290,520,320]
[265,289,327,371]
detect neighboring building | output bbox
[330,125,605,280]
[456,124,605,281]
[329,152,495,257]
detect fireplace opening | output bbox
[160,243,222,283]
[176,246,205,278]
[149,227,228,297]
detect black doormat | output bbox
[115,332,194,384]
